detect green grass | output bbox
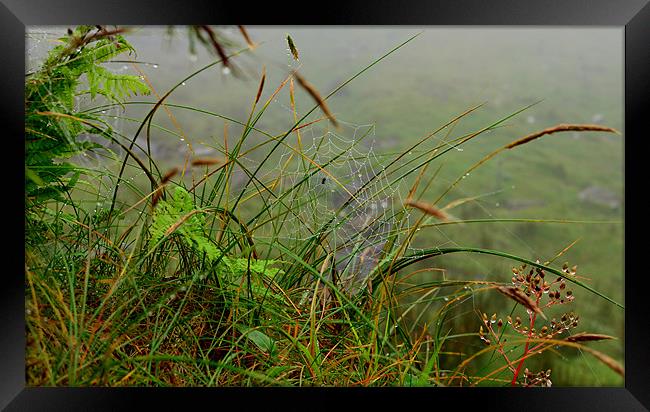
[25,26,624,387]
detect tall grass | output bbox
[25,27,623,387]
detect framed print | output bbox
[4,0,649,410]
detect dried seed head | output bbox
[404,199,449,221]
[496,286,546,319]
[293,71,338,127]
[565,332,615,342]
[191,157,222,167]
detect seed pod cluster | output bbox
[523,368,553,387]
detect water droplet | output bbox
[180,138,185,142]
[181,82,186,86]
[457,148,464,152]
[122,65,129,70]
[222,67,231,75]
[495,202,500,207]
[152,64,158,69]
[101,110,107,114]
[443,297,449,301]
[408,151,412,155]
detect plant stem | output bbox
[511,294,541,385]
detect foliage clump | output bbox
[25,25,150,207]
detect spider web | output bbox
[241,120,415,289]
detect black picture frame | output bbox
[4,1,649,410]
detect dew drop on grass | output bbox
[152,64,158,69]
[443,297,449,301]
[181,82,186,86]
[222,67,231,75]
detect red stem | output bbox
[510,294,541,386]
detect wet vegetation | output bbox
[24,26,624,386]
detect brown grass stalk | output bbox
[565,332,615,343]
[495,286,546,319]
[404,199,449,221]
[292,71,338,128]
[237,25,255,49]
[191,157,222,167]
[255,66,266,105]
[505,123,619,149]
